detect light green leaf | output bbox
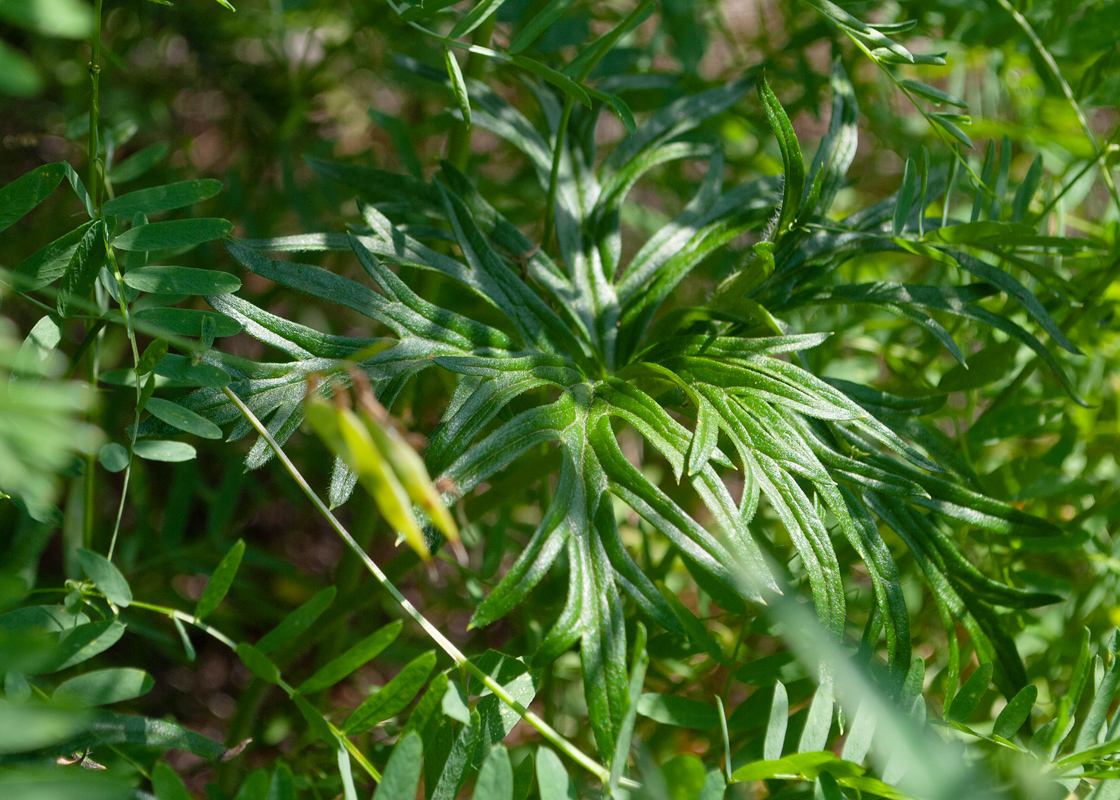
[0,41,42,97]
[372,731,422,800]
[145,397,223,440]
[901,79,967,108]
[133,440,197,463]
[637,693,720,730]
[442,682,470,724]
[194,539,245,620]
[337,738,358,800]
[98,443,129,473]
[798,688,834,753]
[54,668,154,707]
[474,746,513,800]
[764,680,788,761]
[0,704,90,754]
[536,747,576,800]
[113,218,233,251]
[444,45,471,128]
[76,549,132,607]
[0,0,93,38]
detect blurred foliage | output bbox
[2,0,1120,799]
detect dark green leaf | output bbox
[109,143,169,184]
[0,162,65,234]
[510,56,590,107]
[758,76,805,236]
[152,762,192,800]
[236,642,280,684]
[54,668,154,707]
[76,548,132,607]
[449,0,508,38]
[153,354,231,388]
[194,539,245,620]
[132,307,243,338]
[103,180,223,218]
[256,586,336,654]
[893,158,917,236]
[124,265,241,295]
[113,218,233,251]
[636,693,719,729]
[44,619,127,673]
[13,221,95,290]
[947,662,992,722]
[509,0,577,53]
[938,341,1018,392]
[343,651,437,732]
[298,621,403,694]
[993,684,1037,739]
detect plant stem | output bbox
[105,247,143,563]
[127,598,382,782]
[88,0,103,211]
[222,386,636,788]
[82,0,104,552]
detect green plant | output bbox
[3,0,1120,799]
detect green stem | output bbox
[446,14,495,172]
[88,0,103,211]
[221,386,635,788]
[81,0,104,551]
[104,247,143,563]
[127,598,382,782]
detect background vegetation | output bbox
[2,0,1120,798]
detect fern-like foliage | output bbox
[164,55,1076,756]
